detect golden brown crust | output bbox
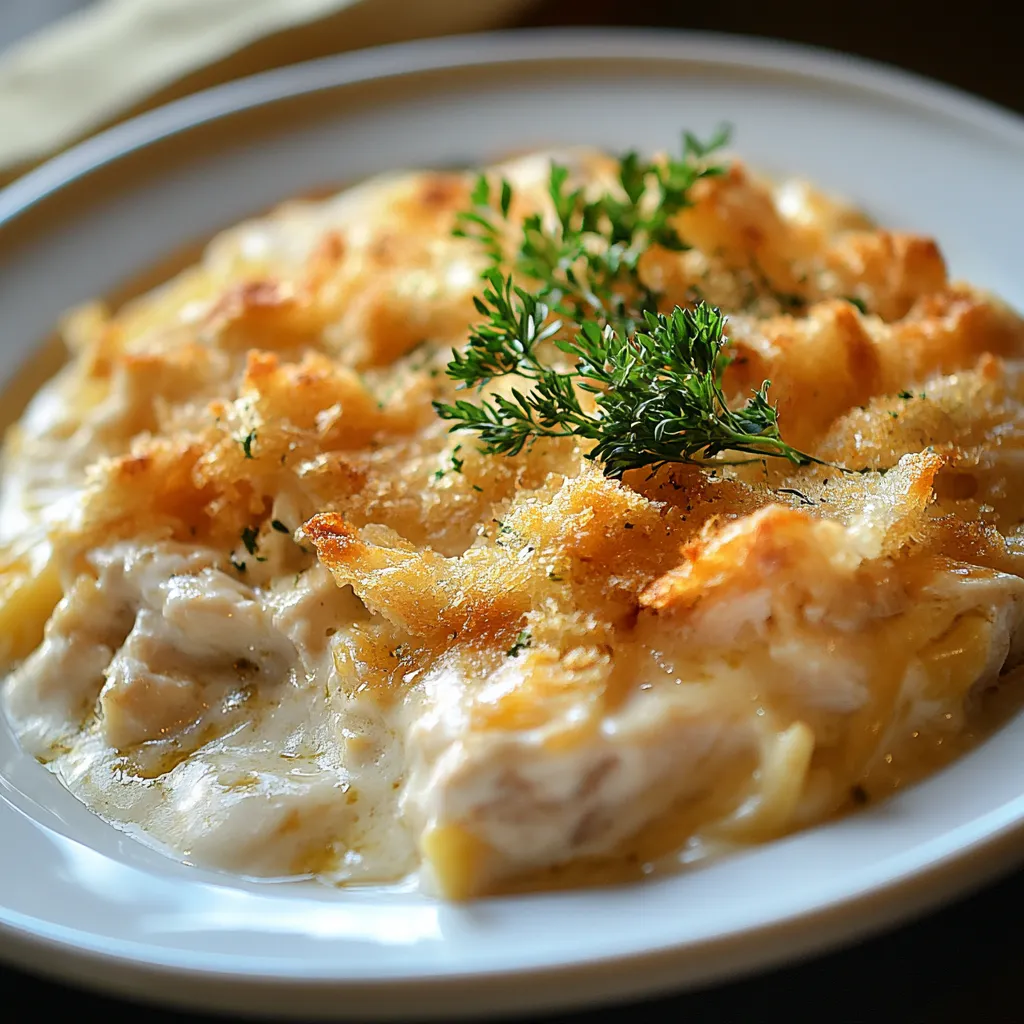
[5,148,1022,641]
[5,149,1024,858]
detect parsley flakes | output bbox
[507,629,532,658]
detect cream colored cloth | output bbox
[0,0,533,179]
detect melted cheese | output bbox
[4,147,1024,899]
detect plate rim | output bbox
[3,26,1024,1017]
[4,26,1024,228]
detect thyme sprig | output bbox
[435,273,818,477]
[438,128,825,477]
[454,126,730,335]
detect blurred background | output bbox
[0,0,1016,185]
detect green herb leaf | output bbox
[435,284,820,477]
[240,430,257,459]
[271,519,290,534]
[507,629,532,658]
[454,127,732,335]
[440,127,837,478]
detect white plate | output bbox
[2,28,1024,1020]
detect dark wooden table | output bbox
[3,2,1023,1020]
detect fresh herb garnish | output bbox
[241,526,259,555]
[439,129,828,478]
[229,556,247,573]
[844,296,868,315]
[507,629,532,658]
[897,390,913,400]
[435,275,819,477]
[455,127,731,335]
[271,519,290,534]
[239,429,257,459]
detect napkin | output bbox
[0,0,535,181]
